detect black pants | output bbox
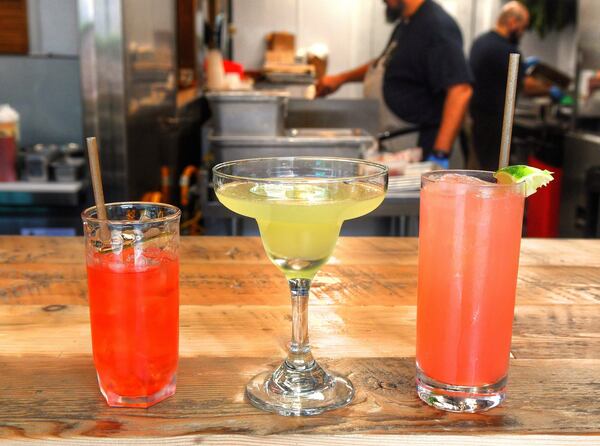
[471,109,502,171]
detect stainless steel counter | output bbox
[286,99,380,136]
[560,131,600,237]
[0,181,85,206]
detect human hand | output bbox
[315,75,343,97]
[589,74,600,95]
[524,56,540,71]
[549,85,564,102]
[426,153,449,169]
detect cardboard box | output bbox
[266,32,295,52]
[265,50,295,65]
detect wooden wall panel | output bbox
[0,0,28,54]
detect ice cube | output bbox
[425,173,496,197]
[139,209,154,222]
[250,183,330,201]
[433,173,491,185]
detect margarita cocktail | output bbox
[214,157,388,416]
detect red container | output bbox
[526,155,562,237]
[0,135,17,182]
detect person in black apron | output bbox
[317,0,473,168]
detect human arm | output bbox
[421,33,473,159]
[315,62,372,97]
[523,75,552,96]
[589,71,600,95]
[433,83,473,154]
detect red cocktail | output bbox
[83,202,180,408]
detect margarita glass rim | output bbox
[212,156,389,184]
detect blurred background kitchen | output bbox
[0,0,598,238]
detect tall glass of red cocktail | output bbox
[416,171,526,412]
[82,202,180,408]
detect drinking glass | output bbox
[82,202,181,408]
[213,157,388,416]
[416,171,526,412]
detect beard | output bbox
[385,1,404,23]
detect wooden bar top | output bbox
[0,236,599,444]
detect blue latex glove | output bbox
[426,153,449,169]
[524,56,540,70]
[549,85,564,102]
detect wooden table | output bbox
[1,236,599,445]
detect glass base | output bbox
[98,374,176,408]
[246,359,354,416]
[416,365,506,413]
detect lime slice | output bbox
[494,165,554,197]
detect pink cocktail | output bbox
[416,171,525,412]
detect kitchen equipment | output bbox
[206,90,289,137]
[24,144,61,182]
[286,99,379,135]
[263,72,314,84]
[574,0,600,121]
[61,142,83,157]
[51,157,86,182]
[584,166,600,237]
[386,162,438,196]
[79,0,181,202]
[527,62,572,90]
[560,131,600,237]
[208,128,375,164]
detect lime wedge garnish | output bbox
[494,165,554,197]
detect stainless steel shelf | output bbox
[0,181,86,206]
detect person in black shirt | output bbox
[316,0,473,166]
[469,1,550,170]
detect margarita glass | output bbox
[213,157,388,416]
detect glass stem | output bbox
[286,278,315,371]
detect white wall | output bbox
[369,1,395,63]
[469,0,577,76]
[1,0,82,146]
[27,0,79,56]
[232,0,394,98]
[520,26,577,76]
[232,0,479,98]
[232,0,577,97]
[232,0,297,70]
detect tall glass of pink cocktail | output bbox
[416,170,526,412]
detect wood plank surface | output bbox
[3,264,600,305]
[2,236,599,267]
[1,304,599,360]
[0,236,599,443]
[1,357,599,440]
[1,237,599,306]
